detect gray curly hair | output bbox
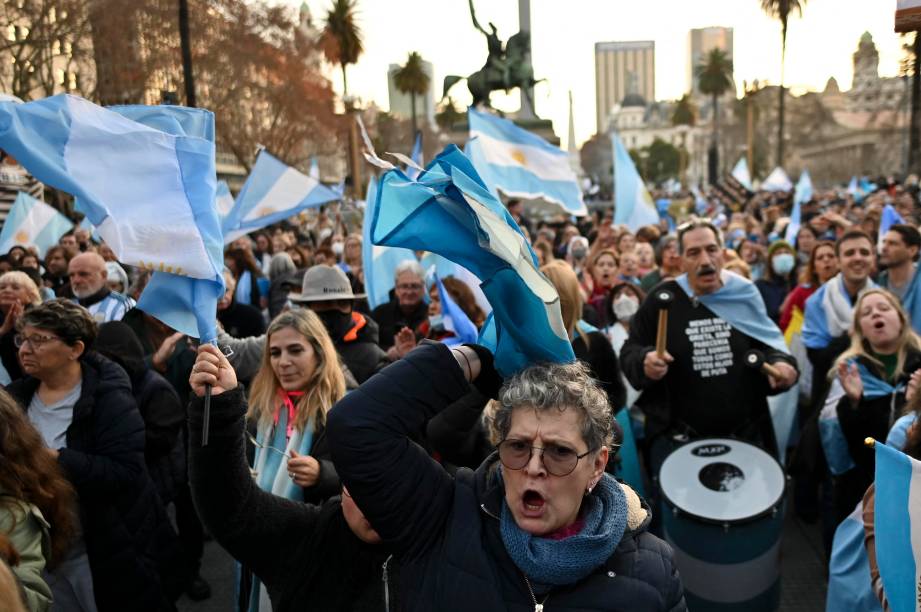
[486,361,614,451]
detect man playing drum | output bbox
[621,218,798,475]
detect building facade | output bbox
[594,40,655,133]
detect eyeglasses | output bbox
[396,283,423,291]
[245,431,291,459]
[14,333,61,350]
[497,439,595,477]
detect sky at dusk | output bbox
[296,0,906,149]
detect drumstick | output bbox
[744,349,782,379]
[654,289,674,358]
[864,437,876,448]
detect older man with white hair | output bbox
[370,259,429,353]
[68,252,135,322]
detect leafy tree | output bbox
[761,0,806,167]
[321,0,363,98]
[393,51,430,137]
[671,94,696,126]
[695,48,734,184]
[436,96,465,131]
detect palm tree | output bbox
[321,0,363,98]
[695,48,734,185]
[761,0,806,168]
[393,52,430,137]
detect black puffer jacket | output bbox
[6,352,183,612]
[335,312,390,384]
[328,342,686,612]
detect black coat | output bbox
[6,352,183,611]
[328,342,686,612]
[188,386,397,612]
[335,312,391,385]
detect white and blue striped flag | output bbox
[214,180,234,220]
[371,144,573,376]
[222,149,340,243]
[434,274,478,345]
[879,204,906,251]
[762,167,793,192]
[874,441,921,612]
[0,95,225,341]
[785,169,813,244]
[361,175,416,309]
[612,132,659,232]
[0,192,73,257]
[465,107,586,217]
[731,157,753,191]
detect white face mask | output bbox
[612,295,639,321]
[332,242,344,256]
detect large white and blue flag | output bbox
[406,132,423,181]
[731,157,753,191]
[370,144,573,376]
[612,132,659,231]
[222,149,340,243]
[465,107,586,217]
[874,441,921,612]
[362,175,416,309]
[0,95,225,341]
[826,502,885,612]
[785,169,813,244]
[0,192,73,257]
[420,251,492,316]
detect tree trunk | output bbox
[909,32,921,174]
[410,92,418,140]
[708,93,719,185]
[179,0,196,107]
[777,25,787,169]
[342,64,349,98]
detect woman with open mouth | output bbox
[822,289,921,527]
[328,342,686,611]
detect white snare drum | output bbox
[659,438,786,611]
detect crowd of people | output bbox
[0,169,919,612]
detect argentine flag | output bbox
[465,107,586,217]
[731,157,753,191]
[215,180,234,220]
[785,169,813,244]
[371,144,574,376]
[874,442,921,612]
[879,204,906,251]
[612,132,659,232]
[0,192,73,257]
[362,176,416,309]
[222,149,340,243]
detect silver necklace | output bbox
[523,575,550,612]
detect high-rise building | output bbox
[688,27,734,96]
[387,60,435,128]
[594,40,655,134]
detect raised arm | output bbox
[188,346,324,585]
[327,342,476,559]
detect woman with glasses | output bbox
[239,309,346,611]
[327,343,685,611]
[0,270,42,383]
[5,299,183,611]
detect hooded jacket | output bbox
[328,342,686,612]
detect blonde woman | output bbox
[540,260,626,412]
[247,309,346,505]
[822,289,921,525]
[241,309,346,612]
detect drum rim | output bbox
[659,436,787,526]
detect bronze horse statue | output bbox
[443,1,542,109]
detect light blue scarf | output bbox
[498,471,626,588]
[675,270,788,353]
